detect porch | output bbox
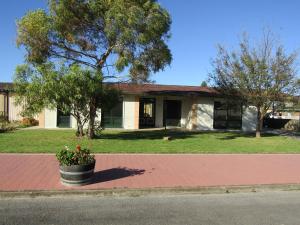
[102,94,248,131]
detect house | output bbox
[0,82,257,131]
[0,82,23,121]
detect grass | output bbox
[0,129,299,153]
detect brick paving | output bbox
[1,154,300,191]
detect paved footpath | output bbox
[1,154,300,191]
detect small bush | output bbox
[56,145,95,166]
[21,117,39,127]
[0,114,8,122]
[284,120,300,131]
[0,121,18,133]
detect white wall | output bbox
[8,95,23,121]
[0,94,4,112]
[41,96,257,132]
[196,97,214,130]
[123,95,137,129]
[43,107,103,130]
[242,106,257,131]
[44,108,57,128]
[181,98,193,129]
[71,115,77,129]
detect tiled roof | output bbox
[110,83,219,96]
[0,82,219,96]
[0,82,13,91]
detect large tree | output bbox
[210,32,299,138]
[14,63,120,137]
[16,0,172,138]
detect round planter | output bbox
[59,160,96,186]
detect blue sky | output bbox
[1,0,300,85]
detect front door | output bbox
[139,98,156,128]
[163,100,182,127]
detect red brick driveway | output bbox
[1,154,300,191]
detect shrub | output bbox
[284,120,300,131]
[56,145,95,166]
[0,114,8,122]
[21,117,39,127]
[0,121,18,133]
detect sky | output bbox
[1,0,300,85]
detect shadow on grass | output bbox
[95,129,196,140]
[91,167,145,184]
[94,129,281,141]
[216,131,278,140]
[96,129,266,140]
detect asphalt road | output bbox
[1,191,300,225]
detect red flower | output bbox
[76,145,81,152]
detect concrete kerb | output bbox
[2,184,300,199]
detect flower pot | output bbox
[59,160,96,186]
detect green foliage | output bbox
[200,81,208,87]
[16,0,172,82]
[0,114,8,123]
[16,0,172,138]
[16,10,51,64]
[210,32,299,107]
[0,121,18,133]
[56,145,95,166]
[14,63,121,136]
[210,31,299,137]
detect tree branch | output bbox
[97,46,114,68]
[53,42,99,62]
[50,50,97,69]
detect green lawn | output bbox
[0,129,299,153]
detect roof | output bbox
[0,82,219,97]
[110,83,219,97]
[0,82,13,92]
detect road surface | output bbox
[1,191,300,225]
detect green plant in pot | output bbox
[56,145,95,186]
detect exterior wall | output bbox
[155,96,164,127]
[43,108,97,129]
[195,97,214,130]
[8,95,23,121]
[242,106,257,131]
[181,97,193,129]
[0,94,4,113]
[134,97,139,129]
[39,110,45,128]
[40,95,257,132]
[123,95,139,129]
[71,115,77,129]
[44,108,57,128]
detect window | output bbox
[57,109,71,128]
[102,99,123,128]
[213,101,242,129]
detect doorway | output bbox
[163,100,182,127]
[139,98,156,128]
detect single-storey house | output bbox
[0,82,257,131]
[0,82,23,121]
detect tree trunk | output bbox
[256,107,263,138]
[87,98,97,139]
[76,121,84,137]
